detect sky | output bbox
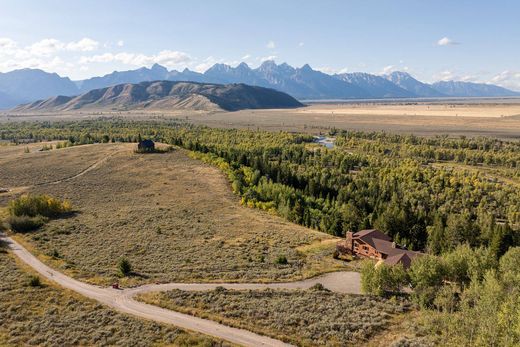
[1,0,519,89]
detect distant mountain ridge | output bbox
[431,80,520,97]
[13,80,303,112]
[2,62,519,109]
[385,71,445,98]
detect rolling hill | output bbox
[12,80,303,112]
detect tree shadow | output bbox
[55,210,80,220]
[129,271,150,279]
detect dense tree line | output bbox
[2,119,519,254]
[361,245,520,346]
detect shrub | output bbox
[28,275,42,287]
[49,249,61,259]
[8,194,72,218]
[361,260,408,296]
[310,283,330,292]
[7,215,47,233]
[118,257,132,277]
[275,255,288,265]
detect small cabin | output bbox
[137,139,155,153]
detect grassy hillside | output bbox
[0,143,340,286]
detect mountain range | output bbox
[13,81,303,112]
[1,61,519,109]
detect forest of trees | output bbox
[2,119,519,346]
[1,119,519,257]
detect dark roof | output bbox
[385,254,411,268]
[139,139,155,147]
[353,229,392,249]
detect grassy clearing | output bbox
[296,239,358,277]
[0,144,340,285]
[0,249,224,347]
[0,142,123,190]
[137,287,411,347]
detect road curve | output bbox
[2,234,361,346]
[1,235,291,347]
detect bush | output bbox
[28,275,42,287]
[275,255,288,265]
[309,283,330,292]
[7,215,47,233]
[118,257,132,277]
[8,194,72,218]
[361,260,409,296]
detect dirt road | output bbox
[1,234,361,346]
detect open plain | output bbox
[4,99,520,139]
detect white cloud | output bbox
[29,39,65,56]
[0,37,17,50]
[382,65,396,74]
[117,40,124,47]
[298,42,304,47]
[316,66,348,74]
[490,70,520,90]
[259,55,277,62]
[437,37,459,46]
[66,38,99,52]
[79,53,114,64]
[27,37,99,56]
[79,50,191,68]
[266,40,275,49]
[241,54,251,60]
[436,70,456,81]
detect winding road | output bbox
[1,234,361,347]
[1,145,361,346]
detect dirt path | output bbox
[1,234,361,346]
[2,147,127,196]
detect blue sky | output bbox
[1,0,519,89]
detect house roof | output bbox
[352,229,423,268]
[353,229,391,249]
[385,253,413,268]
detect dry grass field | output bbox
[0,248,222,347]
[3,99,520,139]
[0,142,122,193]
[0,143,341,286]
[183,103,520,139]
[137,287,412,347]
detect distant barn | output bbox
[137,139,155,153]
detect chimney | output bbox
[346,231,354,251]
[391,242,396,248]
